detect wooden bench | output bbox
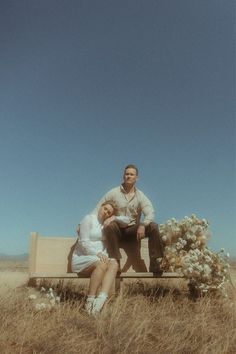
[28,232,183,293]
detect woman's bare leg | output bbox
[91,260,119,314]
[80,261,108,314]
[100,259,119,294]
[87,261,108,296]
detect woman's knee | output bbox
[108,259,119,272]
[97,261,108,272]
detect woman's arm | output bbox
[103,215,131,227]
[78,215,103,255]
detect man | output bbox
[95,164,164,275]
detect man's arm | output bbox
[136,190,155,240]
[138,190,155,226]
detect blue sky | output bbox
[0,0,235,256]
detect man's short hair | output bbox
[124,164,139,175]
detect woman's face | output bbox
[98,203,114,223]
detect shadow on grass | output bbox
[123,280,185,301]
[28,278,203,304]
[33,279,87,304]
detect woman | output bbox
[71,201,129,315]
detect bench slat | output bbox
[119,272,183,278]
[29,272,183,279]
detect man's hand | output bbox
[97,252,109,264]
[137,225,145,240]
[103,215,115,227]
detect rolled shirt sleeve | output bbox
[138,190,155,226]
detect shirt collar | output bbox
[120,184,137,194]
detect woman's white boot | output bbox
[91,292,108,315]
[84,295,95,314]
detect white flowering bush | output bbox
[28,287,60,311]
[160,214,230,296]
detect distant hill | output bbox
[0,253,28,261]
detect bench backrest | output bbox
[29,232,77,274]
[29,232,149,275]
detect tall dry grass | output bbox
[0,262,235,354]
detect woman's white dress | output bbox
[71,213,129,273]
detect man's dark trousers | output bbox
[103,222,164,271]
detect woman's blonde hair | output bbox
[101,200,119,215]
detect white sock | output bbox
[84,295,95,313]
[91,292,108,314]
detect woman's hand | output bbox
[97,252,109,263]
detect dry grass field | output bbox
[0,259,235,354]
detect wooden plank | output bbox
[29,273,80,278]
[119,272,183,278]
[29,272,183,279]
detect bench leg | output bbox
[58,279,64,292]
[28,277,37,287]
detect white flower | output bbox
[205,255,211,262]
[55,296,60,304]
[190,244,197,249]
[28,294,37,300]
[186,233,192,240]
[46,288,56,299]
[197,265,203,272]
[161,214,230,296]
[50,298,56,306]
[203,264,211,275]
[35,303,47,311]
[176,242,183,250]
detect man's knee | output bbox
[147,222,159,233]
[122,241,141,253]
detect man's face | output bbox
[123,168,138,186]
